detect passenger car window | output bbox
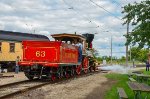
[9,43,15,53]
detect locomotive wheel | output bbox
[56,67,62,79]
[76,64,82,75]
[57,72,62,79]
[71,67,75,76]
[51,74,56,81]
[65,71,70,78]
[89,66,93,72]
[65,67,70,78]
[93,66,96,71]
[83,57,89,73]
[51,68,57,81]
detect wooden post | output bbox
[148,53,150,64]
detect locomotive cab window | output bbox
[9,43,15,53]
[0,42,2,52]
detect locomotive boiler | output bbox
[19,33,96,80]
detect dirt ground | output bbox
[1,67,145,99]
[7,72,116,99]
[0,72,28,85]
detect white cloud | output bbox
[0,0,141,58]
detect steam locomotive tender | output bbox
[19,33,96,80]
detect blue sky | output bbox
[0,0,143,58]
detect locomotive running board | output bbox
[58,63,81,66]
[19,61,80,67]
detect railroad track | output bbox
[0,80,50,99]
[0,80,33,89]
[0,74,15,78]
[0,70,100,99]
[0,75,14,78]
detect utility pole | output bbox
[130,46,131,61]
[126,21,129,66]
[111,35,112,65]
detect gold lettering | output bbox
[36,51,46,57]
[41,51,45,57]
[36,51,40,57]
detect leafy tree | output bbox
[129,47,139,60]
[122,0,150,48]
[120,56,126,62]
[129,47,149,61]
[138,49,148,61]
[96,57,103,62]
[102,56,111,61]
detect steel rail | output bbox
[0,80,31,89]
[0,75,14,78]
[0,82,50,99]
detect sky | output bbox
[0,0,143,58]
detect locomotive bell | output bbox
[82,33,94,48]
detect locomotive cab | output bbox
[52,33,97,73]
[51,33,87,55]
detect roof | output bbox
[51,33,86,41]
[0,30,50,42]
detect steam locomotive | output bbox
[19,33,96,80]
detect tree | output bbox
[96,57,103,62]
[129,47,149,61]
[120,56,126,62]
[122,0,150,48]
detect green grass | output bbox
[140,69,150,85]
[142,69,150,75]
[104,72,150,99]
[104,73,134,99]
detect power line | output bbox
[62,0,120,34]
[62,0,92,22]
[77,0,124,32]
[62,0,101,30]
[78,0,117,30]
[89,0,122,20]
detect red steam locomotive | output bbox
[19,33,96,80]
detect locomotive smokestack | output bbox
[82,33,94,48]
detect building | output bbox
[0,30,50,72]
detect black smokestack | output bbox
[82,33,94,48]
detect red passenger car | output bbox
[19,33,96,80]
